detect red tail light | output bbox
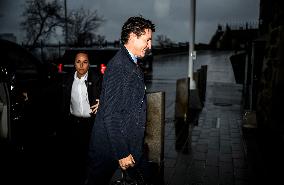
[100,64,106,74]
[58,63,63,73]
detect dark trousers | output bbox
[85,157,118,185]
[60,115,94,185]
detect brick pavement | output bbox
[163,52,256,185]
[164,83,254,185]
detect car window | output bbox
[5,49,39,77]
[0,39,41,81]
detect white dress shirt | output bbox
[70,71,91,118]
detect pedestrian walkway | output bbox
[163,51,255,185]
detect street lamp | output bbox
[64,0,68,46]
[188,0,196,89]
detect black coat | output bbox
[88,46,147,166]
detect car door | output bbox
[0,67,11,142]
[0,39,54,149]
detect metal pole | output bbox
[249,43,255,111]
[188,0,196,89]
[64,0,68,46]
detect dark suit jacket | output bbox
[88,45,147,165]
[61,70,102,118]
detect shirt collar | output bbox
[126,48,138,64]
[74,71,88,81]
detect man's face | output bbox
[74,53,89,78]
[132,29,153,58]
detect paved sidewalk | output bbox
[163,52,255,185]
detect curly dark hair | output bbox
[121,16,155,44]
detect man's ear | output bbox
[129,32,137,41]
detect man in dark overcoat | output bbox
[86,16,155,185]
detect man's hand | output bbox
[90,99,99,114]
[118,154,135,170]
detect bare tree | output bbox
[156,34,173,47]
[21,0,63,50]
[67,8,104,46]
[94,34,106,47]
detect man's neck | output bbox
[124,44,135,55]
[124,44,138,63]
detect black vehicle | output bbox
[0,39,60,185]
[57,47,153,76]
[57,47,119,75]
[0,39,57,144]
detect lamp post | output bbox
[188,0,196,89]
[64,0,68,46]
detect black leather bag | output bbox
[111,169,145,185]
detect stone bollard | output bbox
[144,91,165,184]
[193,71,200,88]
[200,65,207,103]
[175,78,190,122]
[194,69,202,106]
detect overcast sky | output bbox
[0,0,260,44]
